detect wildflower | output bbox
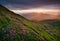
[21,28,27,35]
[9,29,16,36]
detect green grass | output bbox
[0,5,60,41]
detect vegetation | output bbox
[0,5,60,41]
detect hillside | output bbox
[0,5,60,41]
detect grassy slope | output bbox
[0,5,60,41]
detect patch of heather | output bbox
[21,28,27,35]
[9,29,16,37]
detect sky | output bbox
[0,0,60,14]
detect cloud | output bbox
[0,0,60,12]
[2,0,60,5]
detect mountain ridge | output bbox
[0,5,60,41]
[22,12,60,21]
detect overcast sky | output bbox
[0,0,60,14]
[0,0,60,9]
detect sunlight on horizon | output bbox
[11,8,60,14]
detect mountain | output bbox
[22,12,60,21]
[0,5,60,41]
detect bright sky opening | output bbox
[11,8,60,14]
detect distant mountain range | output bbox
[0,5,60,41]
[22,12,60,21]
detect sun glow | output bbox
[11,8,60,13]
